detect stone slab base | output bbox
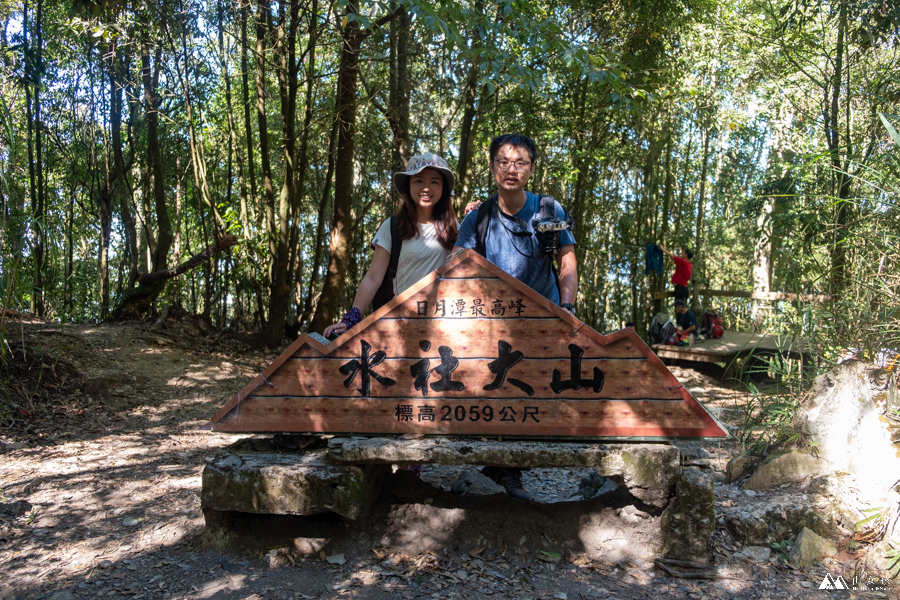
[332,437,680,507]
[201,438,712,559]
[201,448,387,547]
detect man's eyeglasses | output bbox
[494,160,532,172]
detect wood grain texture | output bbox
[249,356,677,400]
[214,396,721,437]
[211,250,727,438]
[292,320,644,359]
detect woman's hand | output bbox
[323,322,348,339]
[464,200,482,215]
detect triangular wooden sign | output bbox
[211,249,727,439]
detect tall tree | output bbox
[309,0,399,334]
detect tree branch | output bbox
[137,235,238,284]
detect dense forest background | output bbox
[1,0,898,361]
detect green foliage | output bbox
[770,538,794,560]
[737,377,805,456]
[0,0,896,356]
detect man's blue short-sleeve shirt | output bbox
[677,309,697,331]
[456,191,576,304]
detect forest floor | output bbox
[0,315,894,600]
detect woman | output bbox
[324,152,458,338]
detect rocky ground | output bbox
[0,317,895,600]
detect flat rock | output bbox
[201,449,384,521]
[337,438,680,507]
[450,469,506,496]
[722,494,835,546]
[743,450,829,491]
[788,526,837,567]
[741,545,772,562]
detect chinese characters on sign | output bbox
[393,403,542,423]
[419,298,529,318]
[339,337,608,416]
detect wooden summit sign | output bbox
[211,249,727,439]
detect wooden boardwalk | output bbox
[652,330,809,379]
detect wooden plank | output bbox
[652,330,808,367]
[249,356,680,400]
[214,397,720,438]
[653,289,830,302]
[212,249,728,438]
[293,320,646,360]
[373,278,553,319]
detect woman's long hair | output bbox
[395,170,458,250]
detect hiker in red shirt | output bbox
[658,244,693,303]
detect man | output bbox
[674,299,697,341]
[453,134,578,500]
[658,244,693,303]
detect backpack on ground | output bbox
[371,216,403,310]
[648,312,677,345]
[701,309,724,339]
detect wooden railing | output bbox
[652,289,831,302]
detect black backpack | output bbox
[474,194,568,256]
[474,195,572,287]
[648,312,676,345]
[371,216,403,310]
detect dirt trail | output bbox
[0,320,885,600]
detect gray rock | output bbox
[723,498,834,546]
[741,545,772,562]
[201,449,388,549]
[724,455,754,484]
[788,527,837,567]
[578,473,617,499]
[743,450,829,491]
[219,454,242,469]
[450,469,505,496]
[660,466,715,561]
[794,361,900,496]
[336,438,680,507]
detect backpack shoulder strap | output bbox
[474,196,496,257]
[386,215,401,278]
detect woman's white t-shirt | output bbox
[372,219,449,295]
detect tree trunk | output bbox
[387,2,410,209]
[309,0,365,334]
[827,2,852,297]
[455,60,480,207]
[290,0,320,331]
[24,0,45,316]
[179,5,226,237]
[256,0,276,323]
[654,127,674,316]
[692,126,712,310]
[142,30,172,273]
[111,236,238,320]
[263,0,302,347]
[751,102,792,322]
[110,41,139,287]
[300,105,339,330]
[240,0,258,227]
